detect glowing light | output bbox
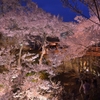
[86,69,89,72]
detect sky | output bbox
[32,0,90,22]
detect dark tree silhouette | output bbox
[61,0,100,25]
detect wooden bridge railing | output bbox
[85,47,100,56]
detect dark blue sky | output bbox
[32,0,90,22]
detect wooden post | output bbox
[39,33,47,65]
[18,43,23,70]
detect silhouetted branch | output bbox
[61,0,100,26]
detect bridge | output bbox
[86,47,100,56]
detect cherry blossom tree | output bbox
[0,1,100,99]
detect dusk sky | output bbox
[32,0,90,22]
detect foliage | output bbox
[31,78,38,82]
[0,84,4,88]
[26,71,36,77]
[0,1,100,99]
[38,70,49,80]
[0,66,9,73]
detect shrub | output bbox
[0,65,9,73]
[39,70,49,80]
[26,71,35,77]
